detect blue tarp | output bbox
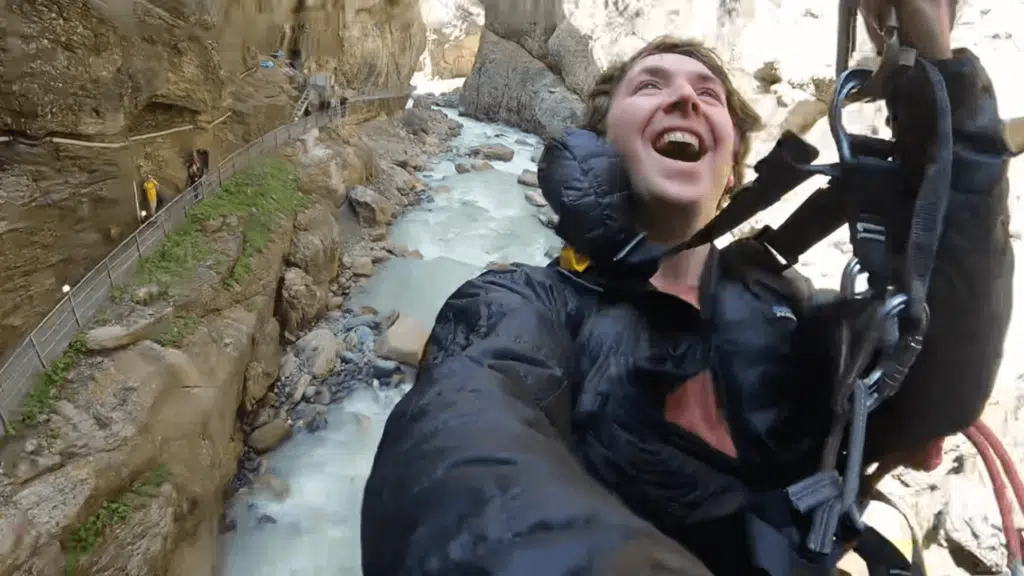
[259,61,276,69]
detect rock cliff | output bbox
[0,102,460,574]
[0,0,425,357]
[420,0,484,79]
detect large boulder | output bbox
[277,267,325,336]
[460,29,583,138]
[286,203,343,287]
[348,185,396,229]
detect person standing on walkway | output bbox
[187,152,203,188]
[143,175,160,220]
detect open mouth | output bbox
[652,130,704,162]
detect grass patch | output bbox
[9,333,89,434]
[64,464,171,575]
[132,158,308,293]
[93,309,110,326]
[154,314,200,348]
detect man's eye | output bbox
[636,80,659,92]
[699,88,723,101]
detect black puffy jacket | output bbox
[362,49,1013,575]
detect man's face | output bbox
[605,53,736,208]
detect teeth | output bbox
[657,131,699,149]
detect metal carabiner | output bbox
[834,0,860,78]
[831,2,918,164]
[829,68,875,165]
[859,292,910,395]
[835,2,916,96]
[839,257,869,299]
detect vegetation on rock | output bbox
[126,157,308,347]
[9,333,89,434]
[9,158,306,436]
[155,314,201,348]
[64,464,172,575]
[133,157,308,292]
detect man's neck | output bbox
[637,198,715,296]
[651,243,711,296]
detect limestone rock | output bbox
[524,190,547,207]
[247,418,292,454]
[470,143,515,162]
[422,0,484,79]
[351,256,374,277]
[85,309,173,351]
[0,300,265,576]
[517,169,539,188]
[348,186,396,228]
[375,314,430,367]
[299,156,348,208]
[287,203,344,286]
[460,29,584,138]
[242,316,282,410]
[278,267,325,335]
[293,328,339,378]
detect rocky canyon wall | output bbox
[459,0,870,138]
[0,102,461,575]
[419,0,484,79]
[0,0,425,357]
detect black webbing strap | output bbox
[603,130,825,281]
[799,57,952,557]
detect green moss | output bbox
[15,333,88,431]
[154,314,200,348]
[64,465,172,575]
[64,498,132,574]
[132,157,308,293]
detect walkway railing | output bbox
[0,90,412,434]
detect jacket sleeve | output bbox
[865,48,1015,460]
[360,266,713,576]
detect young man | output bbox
[361,1,1012,573]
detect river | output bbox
[217,97,560,575]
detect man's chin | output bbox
[635,177,710,206]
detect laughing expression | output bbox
[605,53,736,210]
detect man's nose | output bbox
[664,84,701,116]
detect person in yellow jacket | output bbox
[143,175,159,219]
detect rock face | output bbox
[0,99,461,574]
[460,29,584,138]
[0,0,426,357]
[0,236,296,576]
[421,0,484,79]
[459,0,859,138]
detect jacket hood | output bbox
[537,129,642,263]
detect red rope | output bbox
[962,421,1024,574]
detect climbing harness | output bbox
[587,3,1022,574]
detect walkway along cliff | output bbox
[0,89,444,576]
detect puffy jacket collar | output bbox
[538,129,725,291]
[537,129,642,265]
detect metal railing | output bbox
[0,90,412,434]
